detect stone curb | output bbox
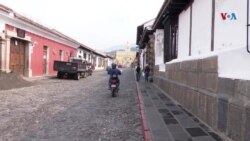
[136,81,152,141]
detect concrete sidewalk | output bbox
[136,78,223,141]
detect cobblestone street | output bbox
[0,69,142,141]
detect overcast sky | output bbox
[0,0,164,51]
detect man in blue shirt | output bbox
[108,63,122,89]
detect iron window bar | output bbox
[247,0,250,53]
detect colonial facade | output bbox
[93,50,106,70]
[77,45,94,63]
[0,4,108,77]
[104,55,114,69]
[115,43,136,67]
[137,0,250,141]
[137,19,156,79]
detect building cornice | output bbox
[0,4,81,49]
[152,0,193,30]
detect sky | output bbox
[0,0,164,51]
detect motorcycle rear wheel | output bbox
[112,89,116,97]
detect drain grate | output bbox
[208,132,223,141]
[171,110,183,115]
[163,118,178,125]
[166,103,175,107]
[152,96,159,100]
[162,112,174,119]
[157,93,167,97]
[161,97,171,101]
[158,109,170,113]
[159,109,174,118]
[186,128,208,137]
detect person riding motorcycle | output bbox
[108,63,121,89]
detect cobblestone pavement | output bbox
[0,69,143,141]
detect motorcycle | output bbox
[110,74,119,97]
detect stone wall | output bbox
[153,56,250,141]
[145,35,155,82]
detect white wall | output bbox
[77,48,92,62]
[178,7,191,58]
[191,0,212,55]
[77,49,82,58]
[94,56,105,70]
[0,21,5,71]
[214,0,246,51]
[95,56,99,69]
[107,58,112,66]
[140,50,144,68]
[154,29,164,65]
[215,0,250,80]
[218,47,250,80]
[0,21,5,32]
[176,0,250,80]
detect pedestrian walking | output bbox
[144,64,150,82]
[135,65,141,81]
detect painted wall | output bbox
[214,0,250,80]
[176,0,250,80]
[77,48,92,62]
[154,29,164,65]
[0,22,6,71]
[191,0,212,55]
[6,24,77,77]
[1,13,78,50]
[29,32,76,76]
[140,50,144,68]
[214,0,246,51]
[107,58,113,66]
[178,7,191,58]
[95,56,105,70]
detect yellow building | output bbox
[115,43,136,67]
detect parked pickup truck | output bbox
[53,58,91,80]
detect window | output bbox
[59,50,62,55]
[59,50,63,61]
[164,16,178,62]
[98,58,102,67]
[70,51,73,57]
[170,25,178,59]
[84,53,87,59]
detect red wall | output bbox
[28,33,77,76]
[6,24,77,77]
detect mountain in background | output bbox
[101,44,139,53]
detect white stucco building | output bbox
[137,1,250,141]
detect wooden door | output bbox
[43,46,48,74]
[10,39,25,75]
